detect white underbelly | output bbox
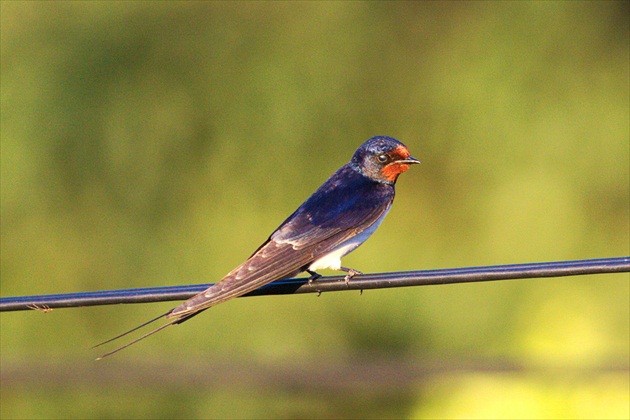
[308,208,389,272]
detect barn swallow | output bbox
[96,136,419,359]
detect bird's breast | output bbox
[307,206,390,272]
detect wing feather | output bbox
[168,165,394,318]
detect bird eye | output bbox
[377,154,389,163]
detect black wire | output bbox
[1,257,628,312]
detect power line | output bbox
[1,257,628,312]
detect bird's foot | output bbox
[340,266,363,286]
[307,270,323,296]
[307,269,322,285]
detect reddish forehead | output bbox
[390,145,411,159]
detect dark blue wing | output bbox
[271,164,394,246]
[167,164,394,317]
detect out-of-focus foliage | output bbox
[1,2,628,419]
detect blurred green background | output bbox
[1,1,628,419]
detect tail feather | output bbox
[94,311,199,360]
[92,311,171,349]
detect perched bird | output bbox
[96,136,419,359]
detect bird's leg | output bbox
[306,269,322,285]
[306,269,323,296]
[339,266,363,286]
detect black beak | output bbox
[400,156,420,165]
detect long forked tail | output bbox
[93,311,171,349]
[94,310,201,360]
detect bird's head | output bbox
[351,136,420,184]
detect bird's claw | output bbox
[307,270,323,295]
[341,267,363,286]
[307,270,321,283]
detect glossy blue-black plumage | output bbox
[96,136,418,359]
[271,163,394,246]
[168,136,415,315]
[268,135,411,248]
[165,160,396,315]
